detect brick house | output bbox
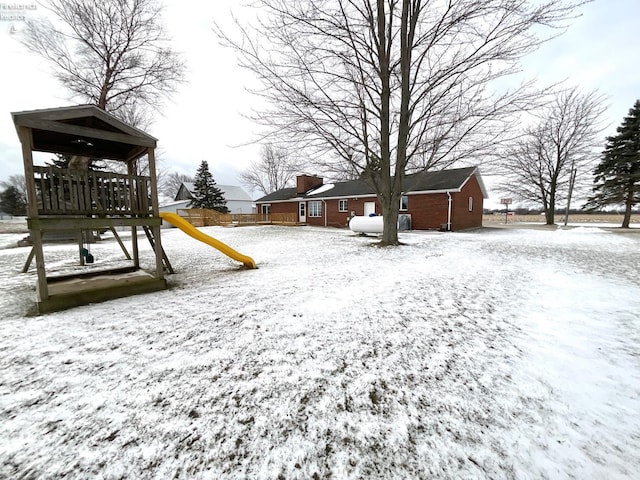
[255,166,488,231]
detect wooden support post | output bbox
[127,161,140,269]
[147,148,165,280]
[110,227,132,260]
[143,226,174,274]
[78,231,85,266]
[131,227,139,268]
[30,230,48,301]
[21,246,36,273]
[19,126,49,300]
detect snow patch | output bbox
[307,183,335,195]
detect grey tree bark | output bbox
[217,0,585,243]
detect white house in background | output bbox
[173,182,254,214]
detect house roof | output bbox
[11,104,157,162]
[179,182,253,202]
[256,166,487,202]
[159,199,191,208]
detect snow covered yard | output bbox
[1,225,639,479]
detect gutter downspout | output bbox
[322,200,327,227]
[446,192,452,231]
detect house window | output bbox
[308,201,322,217]
[338,199,348,212]
[468,196,473,212]
[261,204,271,215]
[399,195,409,211]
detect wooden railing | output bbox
[176,209,298,226]
[33,166,152,216]
[177,208,231,226]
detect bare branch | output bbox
[21,0,186,124]
[216,0,588,243]
[496,86,607,223]
[239,144,301,195]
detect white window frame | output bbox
[308,201,322,217]
[261,204,271,215]
[399,195,409,211]
[468,196,473,212]
[338,199,348,212]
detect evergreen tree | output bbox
[47,153,106,171]
[190,161,228,213]
[587,100,640,228]
[0,186,27,216]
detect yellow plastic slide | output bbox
[159,212,257,269]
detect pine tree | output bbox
[0,186,27,216]
[190,161,228,213]
[587,100,640,228]
[47,153,106,171]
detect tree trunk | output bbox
[545,199,555,224]
[376,0,396,245]
[622,185,634,228]
[545,182,556,225]
[381,198,400,245]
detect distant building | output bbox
[174,182,254,214]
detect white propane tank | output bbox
[349,215,384,234]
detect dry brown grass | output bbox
[0,218,28,234]
[483,213,640,225]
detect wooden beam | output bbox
[21,247,36,273]
[128,162,140,269]
[109,227,132,260]
[38,277,167,313]
[12,105,157,142]
[19,118,157,148]
[19,127,38,218]
[30,229,48,301]
[147,148,165,279]
[27,216,162,231]
[18,126,49,300]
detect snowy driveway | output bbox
[1,225,639,479]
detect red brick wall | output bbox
[257,175,484,230]
[404,176,483,231]
[323,197,379,227]
[268,202,297,215]
[404,193,449,230]
[297,175,323,194]
[450,176,484,230]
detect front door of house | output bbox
[364,201,376,216]
[299,202,306,223]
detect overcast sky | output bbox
[1,0,639,202]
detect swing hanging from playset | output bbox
[80,230,94,264]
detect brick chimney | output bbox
[296,175,323,195]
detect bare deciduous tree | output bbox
[22,0,185,123]
[161,172,193,200]
[497,87,606,224]
[239,145,300,196]
[217,0,584,244]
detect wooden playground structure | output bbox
[12,105,170,313]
